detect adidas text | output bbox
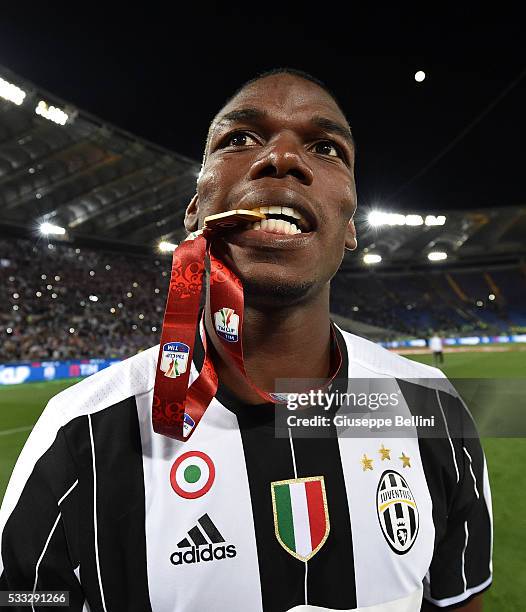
[170,544,237,565]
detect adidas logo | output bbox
[170,513,237,566]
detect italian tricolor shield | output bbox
[271,476,330,562]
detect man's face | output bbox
[185,74,357,305]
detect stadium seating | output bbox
[331,266,525,339]
[0,237,168,362]
[1,236,525,362]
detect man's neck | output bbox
[204,287,332,405]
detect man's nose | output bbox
[248,133,314,185]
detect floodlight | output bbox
[425,215,446,226]
[0,77,26,105]
[405,214,424,226]
[427,251,447,262]
[35,100,69,125]
[363,253,382,264]
[40,222,66,236]
[159,241,177,252]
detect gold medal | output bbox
[203,209,266,230]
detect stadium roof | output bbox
[0,65,524,269]
[344,205,526,271]
[0,65,200,250]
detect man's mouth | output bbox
[244,205,310,234]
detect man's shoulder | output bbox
[337,326,445,380]
[46,345,159,425]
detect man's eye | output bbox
[224,132,258,147]
[312,141,342,158]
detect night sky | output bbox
[0,6,524,213]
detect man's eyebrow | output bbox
[214,108,267,127]
[311,116,355,148]
[209,108,355,149]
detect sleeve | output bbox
[423,389,493,609]
[0,401,86,611]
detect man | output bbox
[0,69,492,611]
[429,333,444,367]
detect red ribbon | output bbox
[152,230,342,441]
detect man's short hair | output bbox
[221,67,346,119]
[202,67,351,166]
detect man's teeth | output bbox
[251,205,304,222]
[251,219,301,234]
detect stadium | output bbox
[0,47,524,611]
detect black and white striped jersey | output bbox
[0,326,492,611]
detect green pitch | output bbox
[406,344,526,378]
[404,348,525,610]
[0,349,525,609]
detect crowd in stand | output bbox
[0,237,523,363]
[330,270,518,339]
[0,237,168,362]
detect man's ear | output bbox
[184,194,199,233]
[344,217,357,251]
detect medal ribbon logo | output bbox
[152,211,343,441]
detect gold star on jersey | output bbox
[361,454,374,471]
[399,452,411,468]
[379,444,391,461]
